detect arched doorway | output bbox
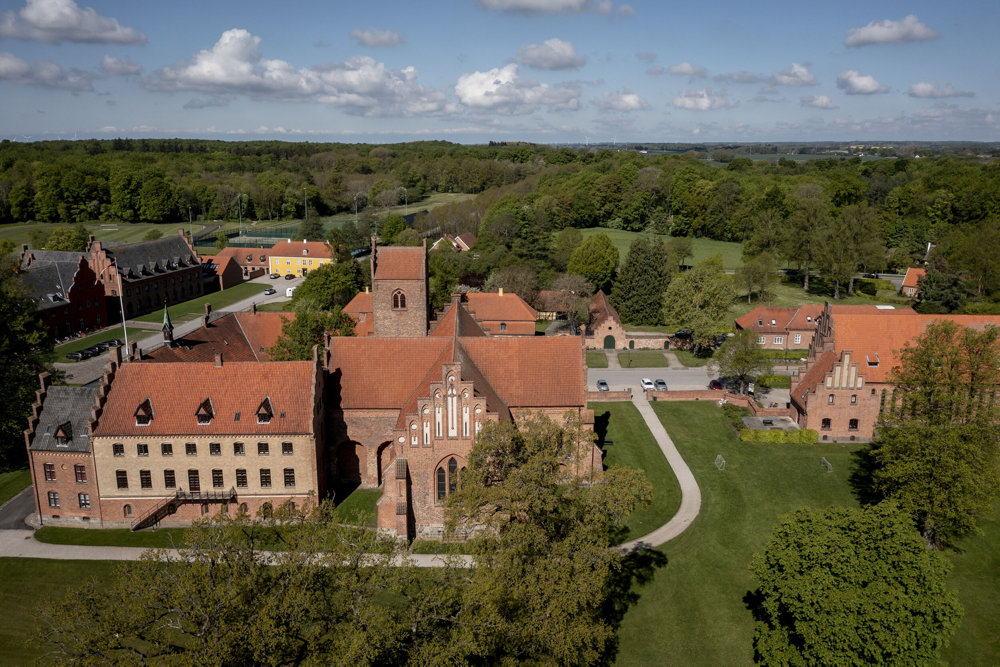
[629,340,635,349]
[603,335,616,349]
[376,441,393,487]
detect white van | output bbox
[285,286,297,297]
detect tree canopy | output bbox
[268,309,354,361]
[610,236,673,325]
[712,329,773,394]
[567,233,618,291]
[662,254,734,349]
[749,502,962,665]
[288,261,364,312]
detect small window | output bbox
[851,395,857,405]
[849,419,859,431]
[135,398,153,426]
[257,397,273,424]
[196,398,214,425]
[828,394,834,405]
[771,319,776,326]
[123,504,132,518]
[793,334,802,345]
[47,491,60,508]
[140,470,152,489]
[161,442,173,456]
[212,469,224,488]
[43,463,56,481]
[283,468,295,487]
[186,442,197,456]
[260,468,272,488]
[773,336,783,345]
[78,493,90,509]
[258,442,269,456]
[282,442,293,456]
[74,464,87,483]
[137,443,149,457]
[210,442,221,456]
[821,418,831,430]
[188,470,200,493]
[116,470,128,489]
[234,442,245,456]
[164,469,176,489]
[113,443,124,457]
[757,336,766,345]
[499,322,507,332]
[236,469,247,488]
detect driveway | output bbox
[588,366,712,392]
[0,487,35,530]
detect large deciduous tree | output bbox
[42,225,90,252]
[268,309,354,361]
[610,236,673,325]
[712,329,772,394]
[662,254,734,350]
[288,262,364,312]
[567,233,618,292]
[783,197,829,292]
[749,503,962,665]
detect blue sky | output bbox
[0,0,997,143]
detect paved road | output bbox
[0,487,35,530]
[588,366,712,392]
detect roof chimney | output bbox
[214,352,223,367]
[251,302,257,315]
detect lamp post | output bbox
[97,260,129,359]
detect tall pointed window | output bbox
[392,290,406,309]
[196,398,214,425]
[436,457,464,504]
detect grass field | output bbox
[577,228,744,270]
[132,283,269,323]
[614,401,865,665]
[34,525,187,548]
[586,351,609,368]
[674,349,713,367]
[729,278,909,320]
[591,402,681,542]
[46,327,145,364]
[0,469,31,507]
[0,557,117,664]
[618,350,669,368]
[0,222,211,247]
[942,508,1000,663]
[334,488,380,527]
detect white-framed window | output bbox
[757,336,766,345]
[773,336,784,345]
[793,334,802,345]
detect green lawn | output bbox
[674,349,713,367]
[132,283,269,323]
[942,508,1000,663]
[0,469,31,507]
[615,401,863,665]
[586,351,609,368]
[46,327,145,364]
[33,525,187,548]
[334,488,380,527]
[577,228,744,270]
[0,558,116,665]
[0,222,211,247]
[757,374,791,389]
[617,350,669,368]
[591,402,681,542]
[729,278,910,320]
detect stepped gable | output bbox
[588,290,620,328]
[93,360,315,436]
[27,385,99,453]
[790,350,837,411]
[106,236,198,279]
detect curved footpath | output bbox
[0,394,700,563]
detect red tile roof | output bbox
[428,301,487,338]
[145,312,293,363]
[786,304,824,330]
[94,360,316,437]
[535,290,573,313]
[269,241,332,259]
[327,338,453,409]
[455,233,477,250]
[791,350,837,409]
[343,292,373,336]
[234,312,293,360]
[735,306,798,333]
[588,291,620,328]
[206,247,273,267]
[460,337,584,407]
[374,246,424,280]
[460,291,538,322]
[902,268,926,290]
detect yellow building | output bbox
[268,240,334,277]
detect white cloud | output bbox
[454,63,579,114]
[672,88,729,111]
[516,37,585,69]
[635,52,656,63]
[349,27,402,48]
[146,29,447,117]
[0,0,145,44]
[596,0,613,13]
[714,71,763,84]
[0,50,92,90]
[770,63,816,87]
[845,14,938,47]
[908,81,973,99]
[801,95,837,109]
[599,89,647,111]
[100,55,141,76]
[478,0,589,13]
[618,4,635,17]
[668,61,706,77]
[836,69,889,95]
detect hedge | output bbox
[740,428,818,444]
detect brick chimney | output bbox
[214,352,223,367]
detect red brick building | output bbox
[440,290,538,336]
[18,249,108,338]
[790,303,1000,441]
[734,304,823,350]
[200,254,244,291]
[205,246,273,279]
[901,268,926,298]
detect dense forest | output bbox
[2,138,998,312]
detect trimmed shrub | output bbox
[740,428,818,444]
[721,403,752,430]
[758,374,791,389]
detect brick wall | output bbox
[30,450,99,526]
[373,277,427,337]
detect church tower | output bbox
[371,239,428,337]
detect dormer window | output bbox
[257,397,273,424]
[196,398,214,425]
[866,353,880,367]
[55,421,72,447]
[135,398,153,426]
[757,319,763,326]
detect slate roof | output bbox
[460,291,538,322]
[29,385,99,453]
[107,237,199,280]
[374,246,424,280]
[93,360,316,437]
[19,261,80,310]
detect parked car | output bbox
[107,339,123,348]
[674,328,692,339]
[654,379,667,391]
[263,287,276,295]
[270,272,280,279]
[93,341,111,352]
[709,379,723,390]
[640,378,655,391]
[863,272,879,279]
[597,380,610,392]
[284,273,295,280]
[64,351,84,361]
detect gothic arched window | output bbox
[392,290,406,309]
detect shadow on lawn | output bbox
[847,444,886,507]
[601,547,669,665]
